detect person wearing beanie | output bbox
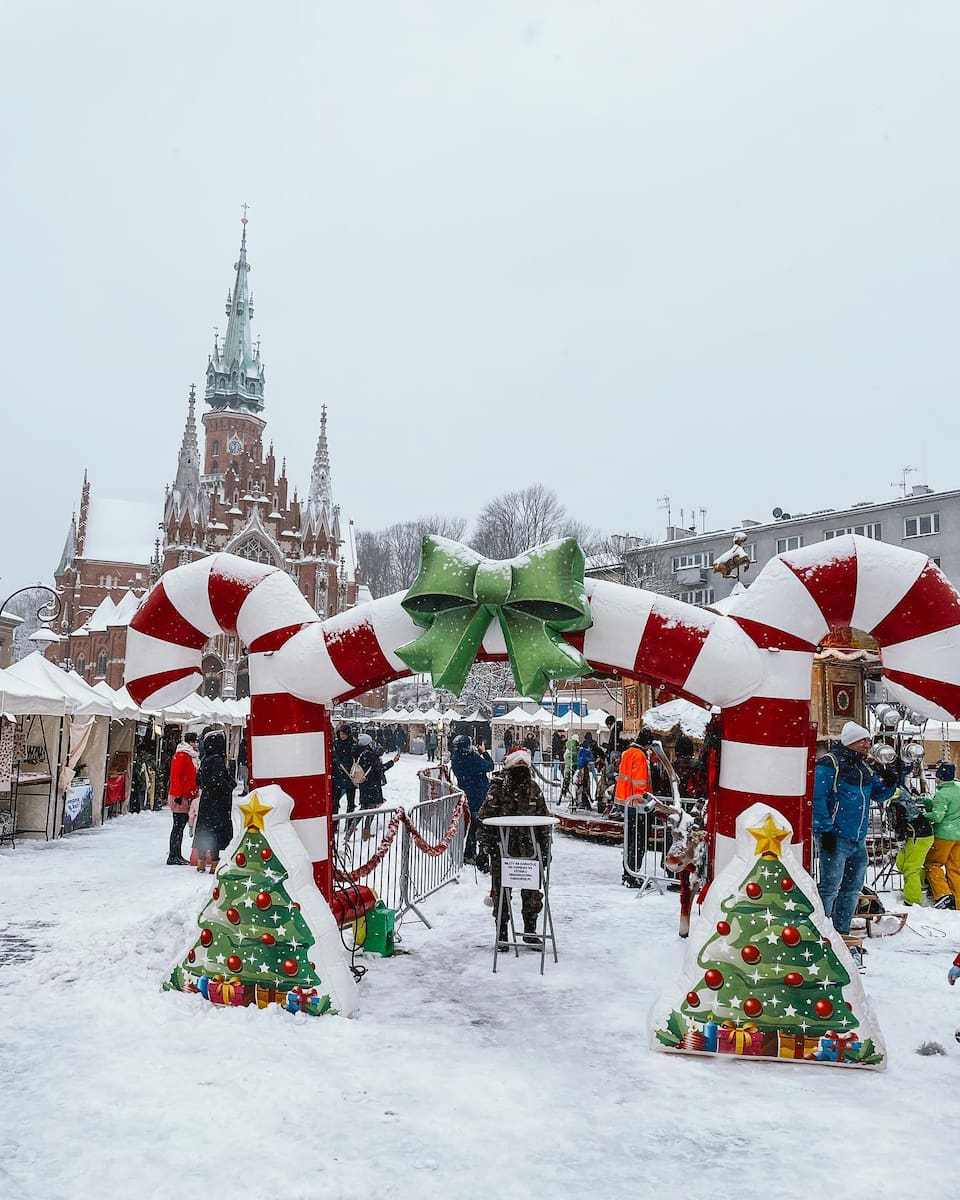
[923,762,960,908]
[450,734,494,865]
[332,724,358,819]
[347,734,399,841]
[477,747,551,949]
[813,720,899,949]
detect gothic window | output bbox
[234,537,275,565]
[212,440,219,456]
[76,655,86,676]
[95,651,107,678]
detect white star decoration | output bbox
[750,970,762,984]
[808,964,820,977]
[765,931,779,945]
[784,1004,798,1017]
[784,899,797,911]
[801,949,813,961]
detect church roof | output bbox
[82,498,158,565]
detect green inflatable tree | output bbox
[653,807,885,1067]
[166,792,333,1015]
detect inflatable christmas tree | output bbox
[166,785,359,1017]
[652,804,885,1068]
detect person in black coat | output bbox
[192,730,235,873]
[348,733,399,840]
[332,725,358,816]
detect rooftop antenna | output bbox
[658,496,671,533]
[891,465,916,498]
[699,506,707,533]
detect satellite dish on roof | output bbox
[772,507,783,519]
[781,512,792,520]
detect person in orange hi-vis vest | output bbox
[615,740,653,807]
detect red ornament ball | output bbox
[226,955,242,972]
[784,972,804,988]
[282,958,299,976]
[226,908,240,925]
[686,991,701,1007]
[745,882,762,900]
[780,877,795,892]
[743,997,763,1018]
[255,891,272,910]
[212,887,220,900]
[741,945,761,965]
[780,925,801,947]
[293,902,301,912]
[235,852,246,867]
[187,949,196,963]
[845,1001,852,1012]
[814,998,834,1019]
[716,921,731,936]
[260,847,273,862]
[824,937,832,948]
[704,969,724,990]
[199,928,213,947]
[309,961,316,970]
[260,933,276,946]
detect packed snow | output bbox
[2,756,959,1200]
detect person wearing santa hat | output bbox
[813,720,899,955]
[477,747,551,950]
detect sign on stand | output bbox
[501,856,541,889]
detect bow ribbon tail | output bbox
[396,606,492,694]
[498,609,591,702]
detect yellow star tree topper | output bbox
[239,792,272,832]
[747,812,790,858]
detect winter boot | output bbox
[522,918,543,947]
[934,894,957,910]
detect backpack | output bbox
[348,761,369,786]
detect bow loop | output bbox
[396,536,593,701]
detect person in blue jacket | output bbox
[813,721,898,945]
[450,734,494,865]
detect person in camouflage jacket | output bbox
[478,748,552,946]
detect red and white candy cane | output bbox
[127,535,960,895]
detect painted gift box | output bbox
[717,1021,763,1056]
[811,1030,861,1063]
[284,985,331,1015]
[255,984,289,1009]
[778,1032,821,1060]
[208,976,245,1006]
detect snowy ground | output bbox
[3,755,959,1200]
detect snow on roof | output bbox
[80,595,118,632]
[642,698,712,738]
[113,589,142,624]
[82,498,158,565]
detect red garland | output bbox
[335,797,469,881]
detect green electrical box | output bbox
[363,900,396,957]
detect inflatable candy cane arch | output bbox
[126,535,960,899]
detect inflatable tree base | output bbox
[164,785,359,1017]
[651,804,885,1069]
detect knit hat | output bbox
[357,733,374,748]
[936,761,956,781]
[502,747,532,770]
[839,721,871,747]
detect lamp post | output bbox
[0,584,62,664]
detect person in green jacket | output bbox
[924,762,960,908]
[560,735,578,799]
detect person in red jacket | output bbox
[167,731,199,866]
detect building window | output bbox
[672,551,715,571]
[75,655,86,676]
[212,440,219,456]
[95,651,107,678]
[679,588,715,606]
[233,537,275,565]
[743,543,758,562]
[931,557,942,568]
[824,523,882,541]
[776,536,803,554]
[904,512,940,538]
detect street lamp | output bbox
[0,584,62,662]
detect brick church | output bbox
[54,220,364,698]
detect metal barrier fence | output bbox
[330,767,467,932]
[621,801,677,898]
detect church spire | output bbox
[308,404,332,507]
[205,209,265,414]
[174,385,202,500]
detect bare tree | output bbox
[470,484,599,559]
[356,513,467,597]
[588,533,680,598]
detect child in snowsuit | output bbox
[924,762,960,908]
[891,786,935,906]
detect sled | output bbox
[850,911,909,938]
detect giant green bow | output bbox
[396,536,593,701]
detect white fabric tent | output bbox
[8,654,115,717]
[442,707,461,722]
[419,706,442,722]
[491,705,539,726]
[0,663,71,716]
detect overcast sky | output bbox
[3,2,959,596]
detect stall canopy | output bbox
[491,705,539,726]
[7,653,115,717]
[0,663,70,716]
[442,708,462,722]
